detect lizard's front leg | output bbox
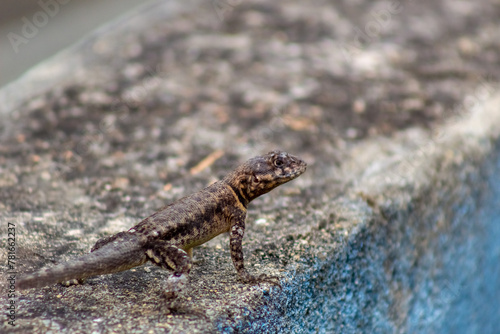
[229,218,280,286]
[145,241,192,298]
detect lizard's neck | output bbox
[223,170,251,207]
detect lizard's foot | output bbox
[239,272,281,289]
[60,278,86,287]
[163,273,188,299]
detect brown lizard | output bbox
[17,150,307,297]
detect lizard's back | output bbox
[131,180,239,250]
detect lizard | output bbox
[17,150,307,297]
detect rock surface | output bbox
[1,0,499,332]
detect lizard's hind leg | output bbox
[145,241,192,298]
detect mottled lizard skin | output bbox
[17,150,307,296]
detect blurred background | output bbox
[0,0,156,88]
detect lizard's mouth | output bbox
[283,161,307,179]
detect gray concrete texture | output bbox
[1,0,499,333]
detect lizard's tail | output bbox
[17,234,148,290]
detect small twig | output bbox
[189,149,224,175]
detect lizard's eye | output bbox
[274,157,284,167]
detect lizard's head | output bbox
[226,150,307,204]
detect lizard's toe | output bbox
[60,278,86,287]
